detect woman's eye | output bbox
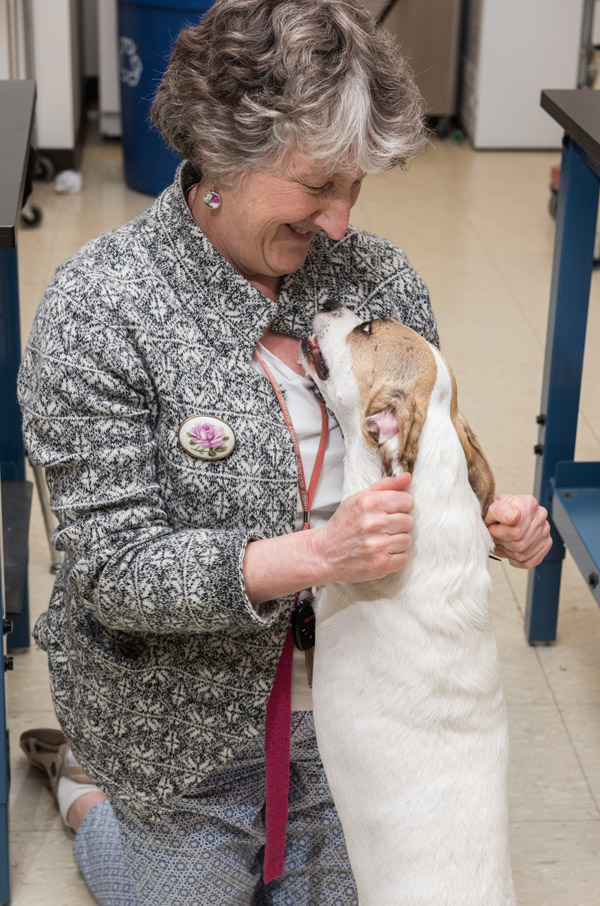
[359,321,372,335]
[306,182,331,193]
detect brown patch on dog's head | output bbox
[348,318,495,516]
[348,318,437,476]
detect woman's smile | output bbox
[191,148,364,284]
[287,224,315,239]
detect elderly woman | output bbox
[18,0,551,903]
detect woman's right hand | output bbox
[313,473,414,584]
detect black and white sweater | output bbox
[18,161,439,814]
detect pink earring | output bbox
[203,188,221,209]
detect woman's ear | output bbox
[364,389,425,477]
[453,412,495,517]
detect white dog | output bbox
[301,305,515,906]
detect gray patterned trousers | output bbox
[73,713,358,905]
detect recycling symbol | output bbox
[120,36,143,88]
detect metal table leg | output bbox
[32,465,62,573]
[0,248,30,651]
[525,137,600,643]
[0,512,10,905]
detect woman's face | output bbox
[194,148,365,283]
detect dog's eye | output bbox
[358,321,372,336]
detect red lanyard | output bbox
[255,349,328,530]
[256,345,329,884]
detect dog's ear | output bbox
[364,389,425,477]
[453,412,495,517]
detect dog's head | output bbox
[300,304,495,516]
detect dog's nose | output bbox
[320,300,342,313]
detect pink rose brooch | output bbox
[177,415,236,461]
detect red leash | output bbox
[255,349,328,882]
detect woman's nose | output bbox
[312,196,353,241]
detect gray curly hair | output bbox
[151,0,427,186]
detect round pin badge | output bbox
[178,415,236,461]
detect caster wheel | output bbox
[32,155,55,182]
[21,203,42,228]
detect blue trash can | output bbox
[118,0,214,196]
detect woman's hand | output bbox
[243,474,413,605]
[314,473,414,583]
[484,493,552,569]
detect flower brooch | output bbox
[178,415,236,461]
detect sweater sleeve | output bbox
[18,283,281,636]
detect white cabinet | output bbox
[0,0,82,163]
[460,0,584,149]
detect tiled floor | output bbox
[5,122,600,904]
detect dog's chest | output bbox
[316,392,496,703]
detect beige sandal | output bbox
[20,729,92,803]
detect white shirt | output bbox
[252,343,345,709]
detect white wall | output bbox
[593,0,600,44]
[0,0,11,79]
[97,0,120,135]
[29,0,80,149]
[0,0,28,79]
[81,0,97,77]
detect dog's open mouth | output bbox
[301,336,330,381]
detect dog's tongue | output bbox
[301,337,329,381]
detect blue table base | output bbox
[1,244,32,904]
[525,138,600,643]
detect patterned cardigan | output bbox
[18,161,439,814]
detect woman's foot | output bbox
[20,728,107,831]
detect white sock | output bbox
[56,748,101,829]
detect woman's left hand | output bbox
[484,494,552,569]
